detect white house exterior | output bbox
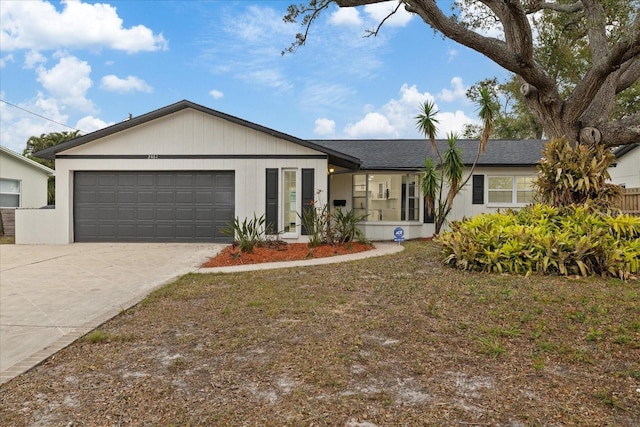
[23,100,546,244]
[610,144,640,188]
[0,146,54,209]
[315,139,543,240]
[24,100,358,244]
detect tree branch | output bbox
[617,60,640,94]
[524,0,583,13]
[599,113,640,147]
[564,10,640,123]
[364,1,404,37]
[336,0,388,6]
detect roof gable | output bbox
[34,100,360,169]
[0,146,55,176]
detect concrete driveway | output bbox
[0,242,223,384]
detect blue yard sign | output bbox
[393,227,405,243]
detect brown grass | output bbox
[1,240,639,426]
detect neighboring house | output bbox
[0,146,54,237]
[610,144,640,188]
[22,99,544,244]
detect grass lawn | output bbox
[1,240,638,425]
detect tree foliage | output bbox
[463,77,543,139]
[23,130,80,170]
[284,0,640,147]
[23,130,80,205]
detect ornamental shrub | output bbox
[535,137,621,210]
[437,204,640,279]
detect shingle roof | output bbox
[312,139,546,170]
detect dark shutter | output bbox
[472,175,484,204]
[301,169,315,235]
[265,169,278,234]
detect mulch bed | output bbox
[202,242,374,267]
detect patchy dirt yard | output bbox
[1,240,639,426]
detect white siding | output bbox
[0,150,51,208]
[50,108,329,244]
[64,109,321,157]
[609,147,640,188]
[447,166,539,227]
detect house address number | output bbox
[147,154,159,159]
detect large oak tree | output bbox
[285,0,640,147]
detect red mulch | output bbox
[202,242,374,267]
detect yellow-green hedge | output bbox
[437,204,640,279]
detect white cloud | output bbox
[0,0,168,53]
[209,90,224,99]
[437,111,479,138]
[437,77,467,102]
[447,47,459,63]
[314,118,336,135]
[0,92,73,153]
[0,54,14,68]
[364,1,413,27]
[24,50,46,69]
[76,115,111,133]
[338,83,477,139]
[100,75,153,93]
[329,8,363,26]
[344,112,396,138]
[242,69,293,91]
[36,53,95,112]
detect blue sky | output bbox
[0,0,510,154]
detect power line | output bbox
[0,98,85,133]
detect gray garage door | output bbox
[74,171,234,242]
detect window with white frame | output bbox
[487,176,535,204]
[352,173,421,222]
[282,169,297,233]
[0,179,20,208]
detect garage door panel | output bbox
[176,175,195,186]
[175,192,194,203]
[98,208,116,220]
[98,175,117,186]
[137,208,155,220]
[156,175,174,186]
[117,191,136,203]
[118,175,137,186]
[74,171,234,242]
[118,208,135,220]
[156,208,174,221]
[137,175,155,186]
[215,191,234,205]
[117,223,135,235]
[98,224,116,235]
[195,192,213,203]
[98,191,116,203]
[176,209,195,220]
[156,192,174,203]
